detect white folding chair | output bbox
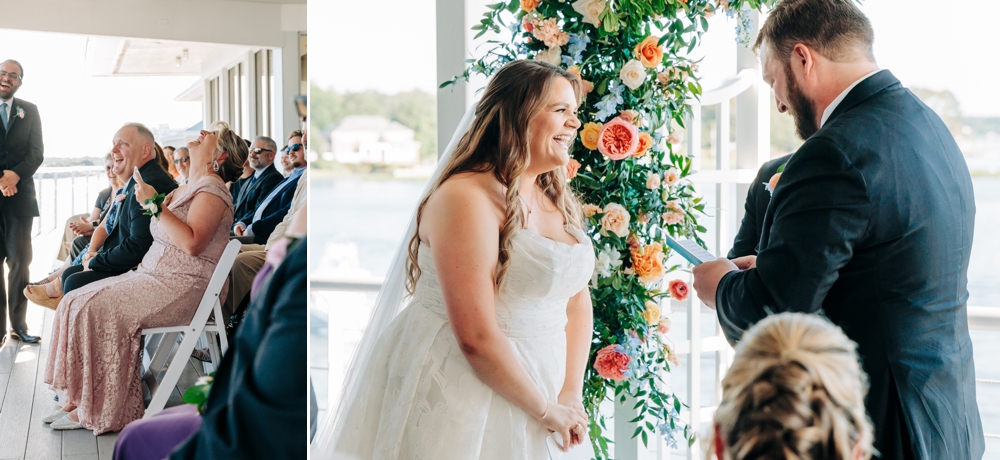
[140,239,242,418]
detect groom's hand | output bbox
[692,258,738,310]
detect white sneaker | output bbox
[50,415,84,430]
[42,410,69,424]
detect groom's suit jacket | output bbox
[0,98,43,217]
[89,160,178,273]
[715,70,984,460]
[728,154,791,259]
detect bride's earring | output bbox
[212,160,220,172]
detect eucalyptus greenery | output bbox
[444,0,774,456]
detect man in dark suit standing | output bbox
[60,123,178,294]
[0,59,43,344]
[692,1,984,459]
[233,136,283,223]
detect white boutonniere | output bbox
[15,107,24,119]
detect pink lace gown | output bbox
[44,176,234,435]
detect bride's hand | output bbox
[557,392,589,447]
[538,401,588,452]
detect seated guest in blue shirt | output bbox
[233,130,306,245]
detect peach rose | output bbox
[666,132,681,145]
[664,343,681,367]
[631,242,666,284]
[765,172,782,194]
[637,212,651,224]
[580,121,602,151]
[566,158,581,178]
[534,46,562,66]
[620,59,647,90]
[618,110,639,124]
[632,131,653,157]
[663,167,680,186]
[568,66,594,96]
[646,172,661,190]
[583,204,602,218]
[668,279,690,301]
[522,0,540,12]
[634,35,664,69]
[657,317,671,334]
[644,301,661,325]
[662,210,684,226]
[593,344,629,381]
[600,203,630,237]
[572,0,606,28]
[597,117,639,160]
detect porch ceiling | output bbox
[84,37,246,77]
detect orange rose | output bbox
[597,117,639,160]
[522,0,540,12]
[634,35,664,69]
[631,242,666,284]
[566,158,581,178]
[580,122,603,150]
[668,279,690,301]
[632,131,653,157]
[594,344,630,381]
[643,301,661,325]
[766,172,782,194]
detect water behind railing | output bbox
[309,175,1000,455]
[30,166,108,238]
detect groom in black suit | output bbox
[0,59,43,344]
[693,1,984,459]
[60,123,178,294]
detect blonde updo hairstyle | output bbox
[209,121,248,183]
[405,60,583,295]
[712,313,873,460]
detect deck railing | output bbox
[31,165,107,238]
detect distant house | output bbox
[330,115,421,166]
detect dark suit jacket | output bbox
[233,165,283,224]
[0,98,43,217]
[89,161,178,273]
[170,238,306,460]
[238,170,301,245]
[728,154,791,259]
[715,70,984,460]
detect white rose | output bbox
[620,59,647,90]
[572,0,606,28]
[600,202,630,237]
[646,172,661,190]
[534,46,563,67]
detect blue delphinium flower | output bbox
[594,82,625,121]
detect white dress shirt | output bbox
[820,69,883,128]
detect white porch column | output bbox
[436,0,471,159]
[735,10,771,223]
[274,31,303,140]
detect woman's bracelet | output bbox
[141,193,167,219]
[537,400,550,421]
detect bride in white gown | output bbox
[313,60,596,459]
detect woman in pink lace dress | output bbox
[43,122,247,434]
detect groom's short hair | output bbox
[753,0,875,63]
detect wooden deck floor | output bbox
[0,228,204,460]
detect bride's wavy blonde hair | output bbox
[405,60,583,295]
[711,313,873,460]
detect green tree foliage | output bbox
[310,84,438,163]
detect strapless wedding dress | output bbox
[333,226,595,459]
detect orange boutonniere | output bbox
[764,163,786,195]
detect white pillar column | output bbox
[436,0,470,160]
[735,10,770,223]
[274,31,303,140]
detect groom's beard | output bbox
[785,64,819,140]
